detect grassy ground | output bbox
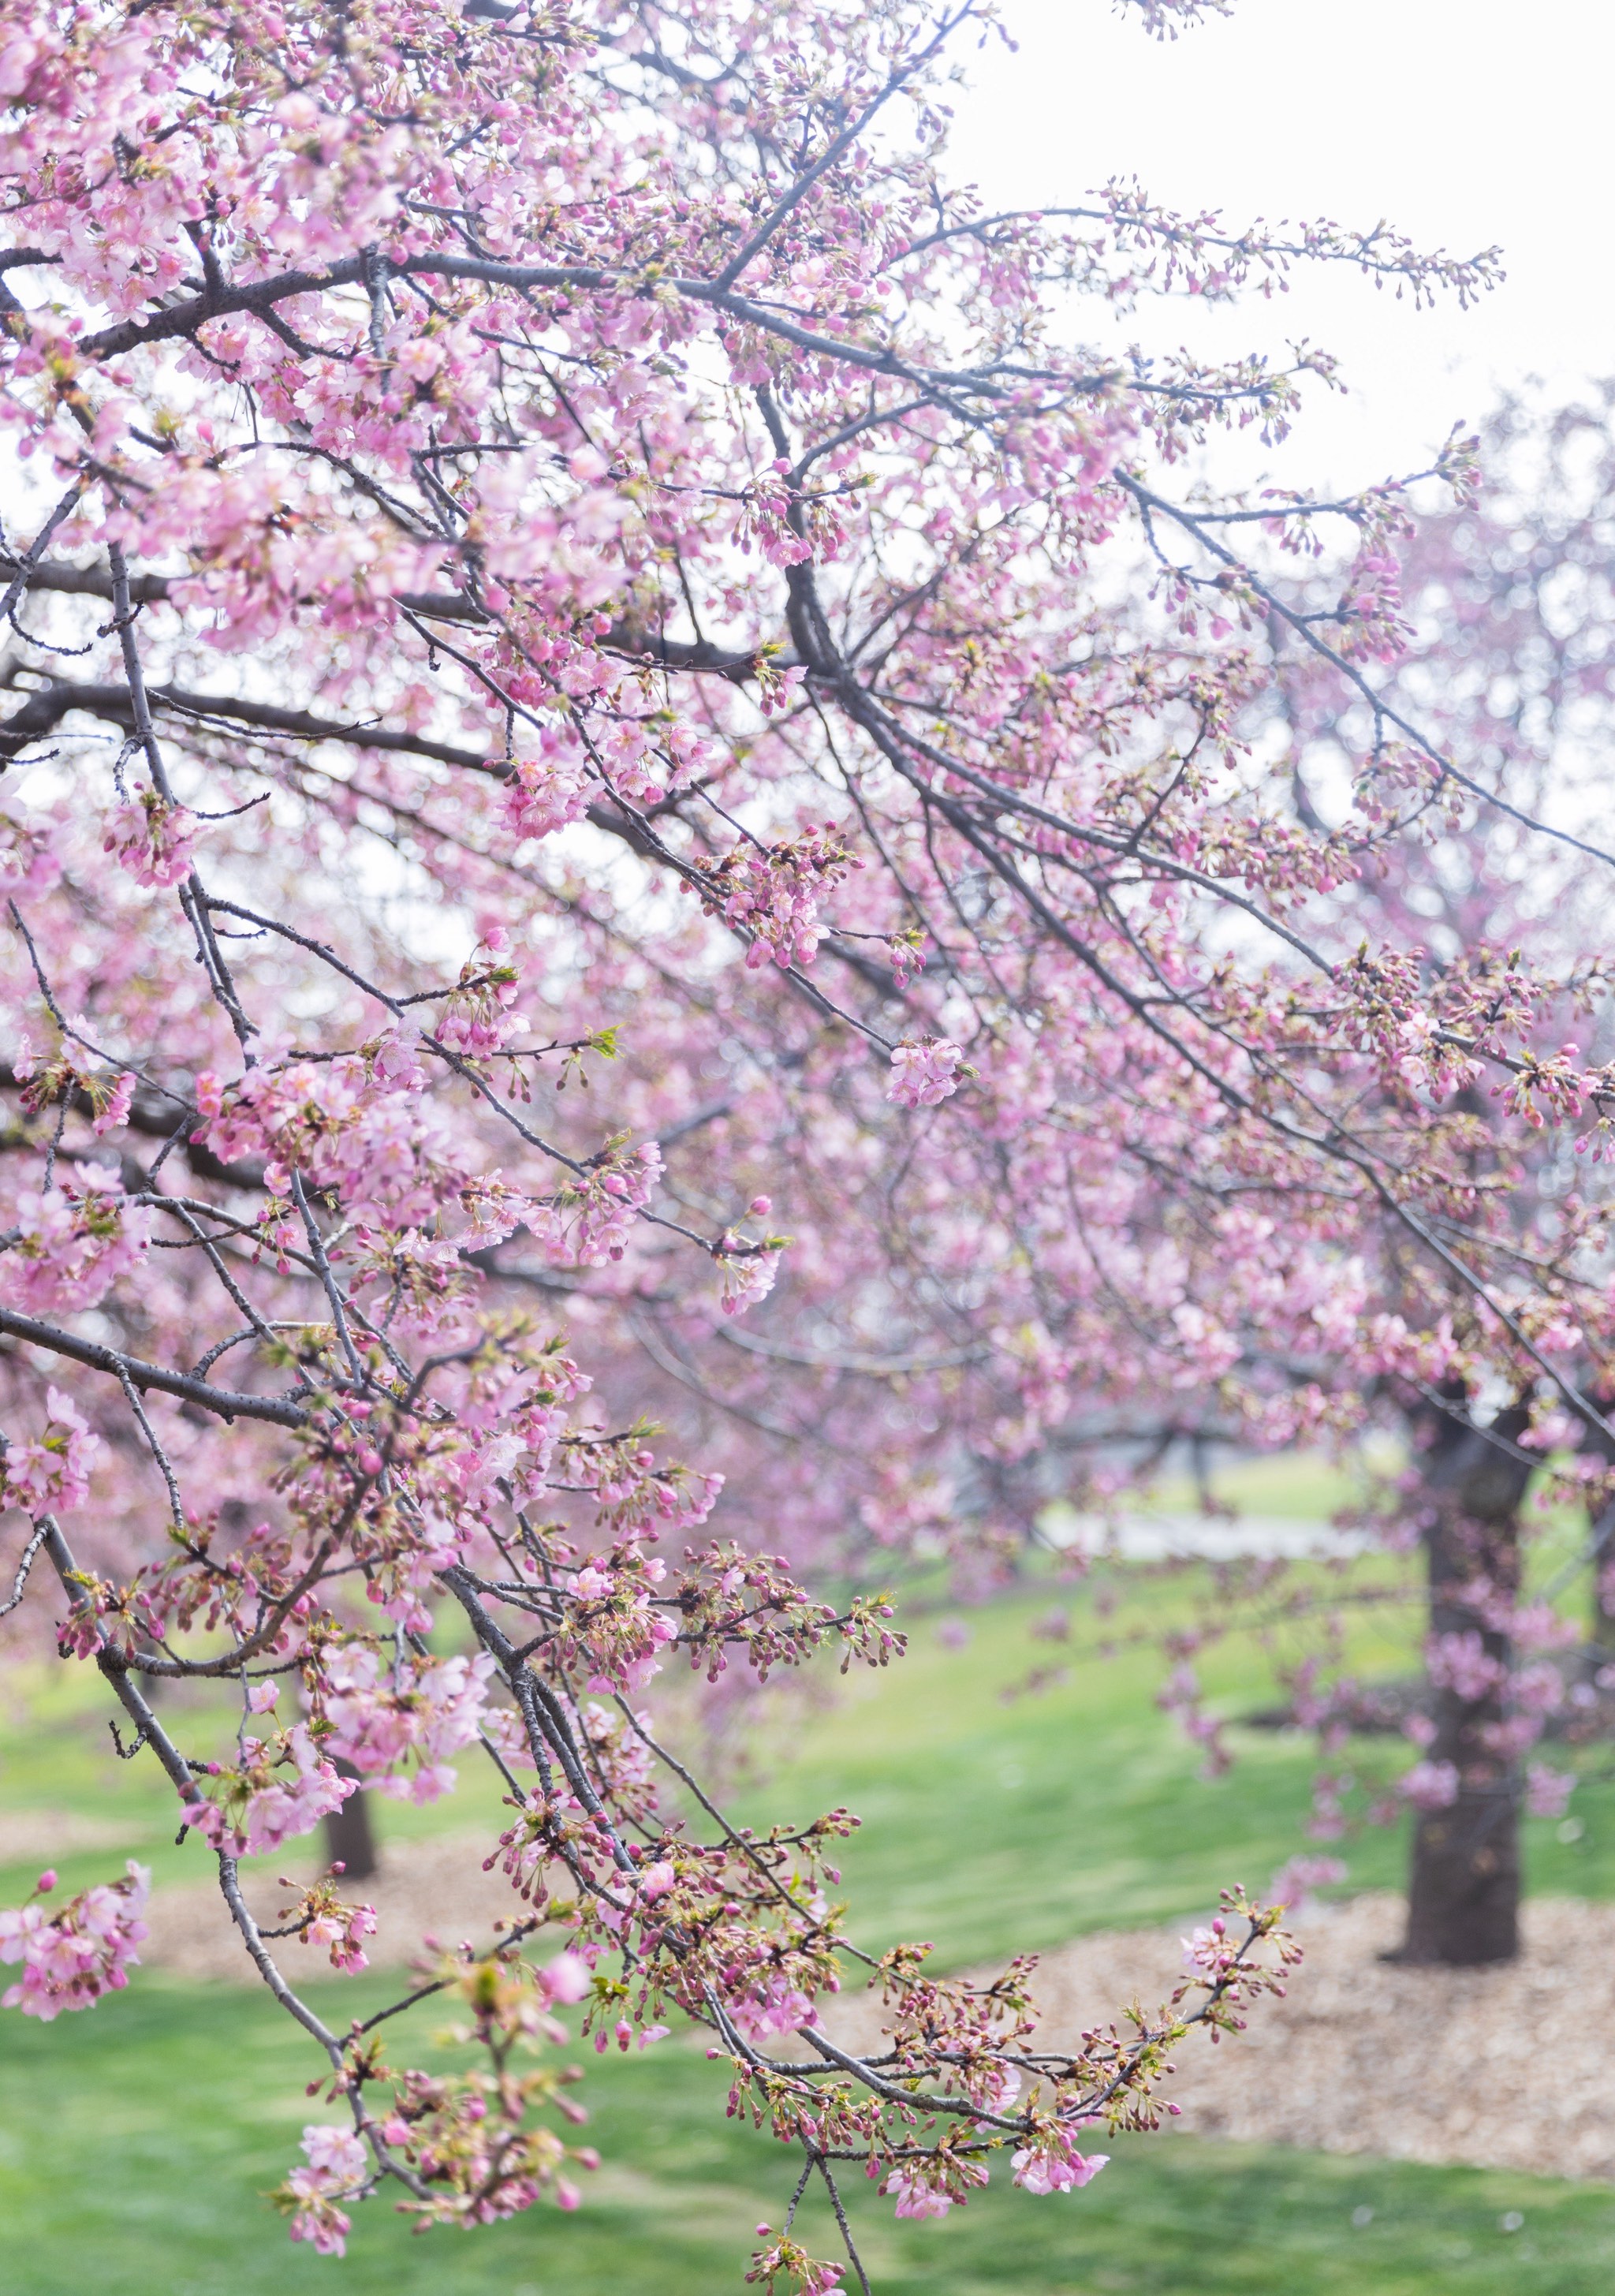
[3,1980,1611,2296]
[4,1545,1615,2291]
[722,1570,1615,1955]
[1117,1444,1374,1518]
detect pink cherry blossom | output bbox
[183,1726,353,1857]
[319,1645,495,1802]
[1010,2138,1110,2194]
[883,2168,957,2220]
[1525,1764,1576,1820]
[104,789,200,887]
[1400,1760,1461,1813]
[886,1037,965,1108]
[0,1182,151,1315]
[280,2123,369,2257]
[0,1387,99,1515]
[0,1861,149,2020]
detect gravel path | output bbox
[143,1852,1615,2182]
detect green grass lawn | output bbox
[722,1570,1615,1956]
[1121,1443,1375,1519]
[4,1555,1615,2291]
[2,1979,1610,2296]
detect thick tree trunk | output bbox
[322,1760,378,1882]
[1396,1398,1531,1967]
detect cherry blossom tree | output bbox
[1277,392,1615,1965]
[1118,388,1615,1965]
[1,0,1611,2275]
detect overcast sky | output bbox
[946,0,1615,491]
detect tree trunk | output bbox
[322,1760,378,1882]
[1396,1398,1531,1966]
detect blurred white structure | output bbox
[1042,1505,1372,1560]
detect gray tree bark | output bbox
[1396,1397,1531,1966]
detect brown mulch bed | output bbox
[815,1892,1615,2182]
[1091,1891,1615,2179]
[0,1809,151,1864]
[144,1848,1615,2181]
[143,1830,520,1985]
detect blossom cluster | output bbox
[182,1726,354,1860]
[0,1864,150,2021]
[0,1182,150,1316]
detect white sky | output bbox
[947,0,1615,492]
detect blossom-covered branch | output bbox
[1,0,1609,2268]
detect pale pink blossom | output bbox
[1425,1631,1506,1704]
[0,1387,99,1515]
[502,749,591,841]
[541,1951,591,2005]
[1525,1763,1576,1820]
[0,1182,151,1314]
[717,1241,781,1316]
[0,1861,149,2020]
[183,1726,353,1857]
[320,1645,495,1801]
[887,1036,965,1108]
[1268,1855,1347,1912]
[301,1902,378,1975]
[91,1071,136,1137]
[884,2169,956,2219]
[1011,2138,1110,2194]
[1180,1918,1239,1977]
[727,1974,819,2040]
[1400,1759,1461,1812]
[104,788,200,887]
[282,2123,369,2257]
